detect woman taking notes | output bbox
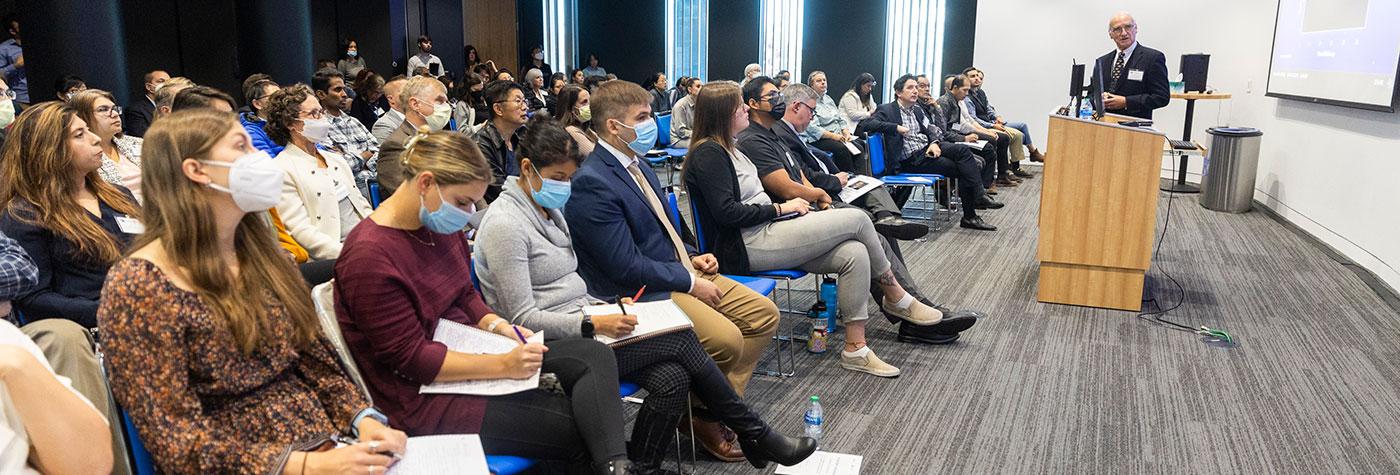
[100,109,407,474]
[474,115,816,472]
[333,129,637,474]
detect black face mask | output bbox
[766,96,786,119]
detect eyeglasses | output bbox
[495,98,527,107]
[0,90,14,100]
[1110,24,1136,33]
[96,105,123,116]
[299,108,325,119]
[761,91,783,102]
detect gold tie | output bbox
[626,162,697,275]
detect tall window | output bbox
[667,0,709,81]
[759,0,804,80]
[543,0,578,72]
[883,0,946,103]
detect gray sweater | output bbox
[474,177,598,338]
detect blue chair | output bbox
[368,181,383,209]
[868,134,948,223]
[486,456,536,475]
[120,409,157,475]
[644,114,678,187]
[664,190,776,299]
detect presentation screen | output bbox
[1267,0,1400,112]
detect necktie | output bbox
[625,162,697,275]
[1109,52,1126,92]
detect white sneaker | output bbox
[880,297,944,325]
[840,346,901,378]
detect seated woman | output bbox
[839,73,878,127]
[70,90,146,202]
[333,129,632,473]
[0,102,141,329]
[552,84,597,156]
[0,318,114,474]
[100,109,407,474]
[683,82,972,379]
[801,72,865,175]
[263,84,373,261]
[474,115,816,472]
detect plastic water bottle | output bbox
[803,396,823,445]
[1079,99,1094,119]
[807,302,828,353]
[819,277,839,332]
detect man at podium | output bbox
[1091,12,1170,119]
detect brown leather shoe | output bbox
[995,177,1019,186]
[685,416,746,462]
[1030,148,1045,162]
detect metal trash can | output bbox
[1200,127,1263,213]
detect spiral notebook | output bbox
[581,299,693,347]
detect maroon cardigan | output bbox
[335,219,493,435]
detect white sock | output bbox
[893,292,915,310]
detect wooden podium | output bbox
[1037,114,1166,311]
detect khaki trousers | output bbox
[670,273,779,396]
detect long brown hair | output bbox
[687,81,743,153]
[0,101,141,265]
[69,89,124,139]
[134,109,319,354]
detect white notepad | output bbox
[419,320,542,396]
[386,434,490,475]
[776,451,863,475]
[837,175,884,203]
[582,299,693,347]
[963,139,990,150]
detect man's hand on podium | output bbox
[1102,92,1127,110]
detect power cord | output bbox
[1138,154,1235,344]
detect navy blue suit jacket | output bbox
[565,145,698,301]
[1091,43,1171,119]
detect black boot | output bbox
[627,406,683,475]
[737,428,818,469]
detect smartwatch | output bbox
[351,407,389,438]
[580,315,595,338]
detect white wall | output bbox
[973,0,1400,293]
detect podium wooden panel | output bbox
[1037,114,1166,311]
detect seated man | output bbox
[371,75,408,143]
[964,66,1044,165]
[862,74,1001,231]
[939,74,1015,188]
[472,79,529,203]
[376,75,450,198]
[565,80,780,460]
[313,68,379,198]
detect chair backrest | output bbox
[655,113,672,148]
[368,181,383,208]
[868,133,887,176]
[687,198,708,254]
[311,281,373,402]
[664,190,684,233]
[120,408,157,475]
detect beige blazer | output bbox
[274,144,373,260]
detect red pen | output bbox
[632,285,647,302]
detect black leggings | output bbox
[479,338,626,469]
[813,138,863,175]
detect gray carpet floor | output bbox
[654,165,1400,474]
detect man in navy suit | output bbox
[564,80,779,462]
[1091,12,1170,120]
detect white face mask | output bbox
[202,151,286,212]
[0,100,14,129]
[424,102,452,130]
[300,117,332,143]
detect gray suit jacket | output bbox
[376,119,419,198]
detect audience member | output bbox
[474,115,817,471]
[264,84,373,260]
[583,74,607,92]
[151,76,194,120]
[406,35,444,77]
[548,72,567,114]
[100,109,407,474]
[939,74,1016,189]
[863,74,1001,231]
[802,71,864,173]
[965,66,1044,163]
[240,77,282,155]
[71,90,145,202]
[685,81,961,378]
[349,70,387,131]
[0,317,114,474]
[670,77,702,148]
[520,45,554,80]
[473,79,528,202]
[314,68,379,196]
[646,72,671,114]
[0,78,13,138]
[333,129,633,474]
[565,81,781,459]
[316,58,337,71]
[371,75,408,143]
[54,75,87,101]
[840,72,877,125]
[493,69,514,82]
[451,72,486,134]
[464,44,482,69]
[914,74,938,119]
[523,68,549,112]
[667,76,689,107]
[774,70,791,89]
[741,63,761,86]
[122,69,167,137]
[554,84,597,156]
[0,18,26,105]
[582,53,607,78]
[377,76,451,197]
[0,102,141,329]
[337,39,366,78]
[570,68,585,85]
[170,85,236,112]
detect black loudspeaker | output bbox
[1181,54,1210,93]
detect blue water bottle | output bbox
[819,277,838,332]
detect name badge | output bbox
[115,215,145,235]
[1127,69,1145,82]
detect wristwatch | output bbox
[580,315,595,338]
[351,407,389,438]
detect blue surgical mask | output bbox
[614,117,658,155]
[527,164,571,209]
[419,186,475,234]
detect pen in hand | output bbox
[616,296,629,316]
[511,325,528,344]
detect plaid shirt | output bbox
[323,112,379,197]
[0,230,38,302]
[898,103,931,158]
